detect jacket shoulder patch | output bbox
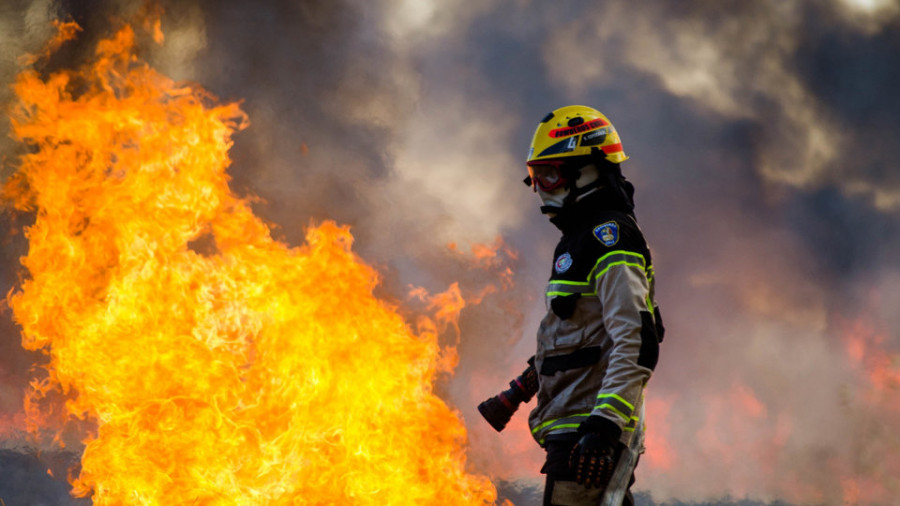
[593,221,619,247]
[554,252,573,273]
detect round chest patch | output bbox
[555,252,573,273]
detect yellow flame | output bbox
[4,20,498,505]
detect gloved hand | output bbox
[568,415,622,489]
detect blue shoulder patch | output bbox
[554,252,573,273]
[593,221,619,247]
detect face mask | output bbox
[536,163,601,215]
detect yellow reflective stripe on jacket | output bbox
[595,393,635,422]
[547,279,592,297]
[531,413,591,445]
[546,250,648,298]
[623,415,639,432]
[588,251,646,285]
[531,410,640,443]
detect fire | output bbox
[837,318,900,504]
[3,18,499,504]
[843,319,900,397]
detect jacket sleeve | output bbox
[590,251,657,431]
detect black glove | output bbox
[568,415,622,489]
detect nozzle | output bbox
[478,360,539,432]
[478,392,520,432]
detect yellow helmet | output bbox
[526,105,628,165]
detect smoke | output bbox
[0,1,57,173]
[540,0,900,211]
[0,0,59,460]
[0,449,88,505]
[2,0,900,504]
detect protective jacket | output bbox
[528,197,663,448]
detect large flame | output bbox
[3,19,499,504]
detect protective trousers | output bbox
[542,407,644,506]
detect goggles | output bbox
[524,160,571,193]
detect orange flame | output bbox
[837,318,900,503]
[3,19,498,504]
[843,319,900,398]
[446,237,516,307]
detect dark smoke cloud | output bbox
[2,0,900,504]
[0,449,88,505]
[0,0,60,468]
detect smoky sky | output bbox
[2,0,900,504]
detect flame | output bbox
[446,238,516,307]
[837,318,900,503]
[3,19,499,504]
[843,319,900,397]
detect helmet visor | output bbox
[525,160,569,192]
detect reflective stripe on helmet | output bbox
[602,142,624,154]
[548,117,608,138]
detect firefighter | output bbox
[479,105,663,505]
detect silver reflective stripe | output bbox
[588,251,646,285]
[546,250,647,298]
[531,413,591,445]
[547,280,592,297]
[595,393,635,422]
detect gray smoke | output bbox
[2,0,900,504]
